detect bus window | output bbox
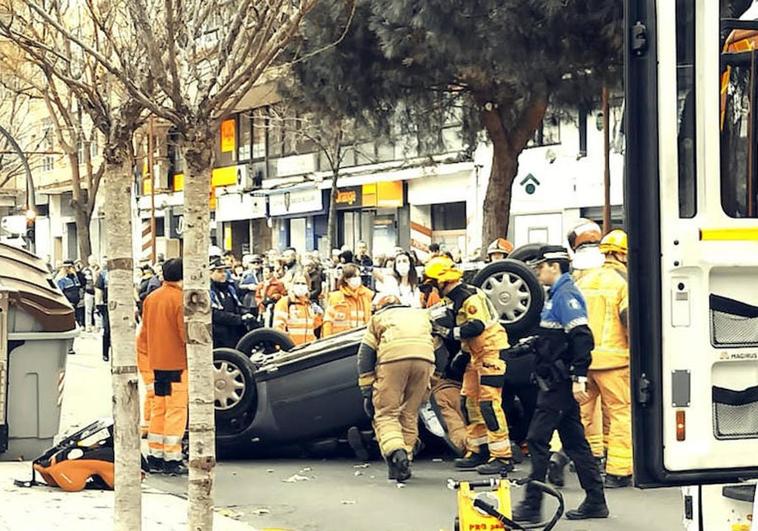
[721,3,758,218]
[677,0,697,218]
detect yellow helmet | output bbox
[600,229,628,255]
[423,256,462,283]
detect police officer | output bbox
[357,295,447,483]
[512,245,608,523]
[210,258,255,348]
[423,256,514,475]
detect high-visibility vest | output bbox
[273,296,324,346]
[322,286,374,336]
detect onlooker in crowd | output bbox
[138,258,188,475]
[323,263,373,337]
[238,254,262,308]
[373,252,422,308]
[303,252,324,304]
[210,258,253,349]
[82,255,100,332]
[273,271,324,345]
[136,264,155,316]
[354,240,373,268]
[57,260,84,327]
[255,264,287,325]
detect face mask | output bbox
[347,277,362,289]
[292,284,309,298]
[396,263,411,276]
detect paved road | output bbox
[62,335,684,531]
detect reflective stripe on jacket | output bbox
[576,260,629,369]
[273,296,324,345]
[322,286,374,336]
[448,285,509,357]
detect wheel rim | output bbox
[213,360,246,411]
[481,272,532,325]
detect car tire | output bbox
[508,242,547,264]
[471,259,544,337]
[235,328,295,357]
[213,348,257,424]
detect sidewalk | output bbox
[0,461,256,531]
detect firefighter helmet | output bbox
[423,256,463,283]
[375,294,402,310]
[487,238,514,257]
[600,229,628,256]
[567,219,602,250]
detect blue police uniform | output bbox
[517,272,606,516]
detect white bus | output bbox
[626,0,758,527]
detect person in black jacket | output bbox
[512,246,608,524]
[210,258,255,348]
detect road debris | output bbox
[341,500,356,505]
[353,463,370,469]
[283,474,311,483]
[250,508,271,516]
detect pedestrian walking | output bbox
[56,261,84,327]
[423,256,514,475]
[322,264,373,337]
[95,262,110,361]
[82,256,100,332]
[137,258,188,475]
[512,245,608,523]
[357,295,446,482]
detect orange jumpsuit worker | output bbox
[322,264,374,336]
[273,271,324,345]
[137,258,188,475]
[136,326,155,438]
[424,256,514,475]
[576,229,633,488]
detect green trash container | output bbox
[0,243,77,460]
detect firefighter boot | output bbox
[476,457,515,476]
[388,449,411,483]
[146,456,164,473]
[565,494,610,520]
[547,450,569,487]
[454,446,489,470]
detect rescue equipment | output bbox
[14,419,123,492]
[450,476,563,531]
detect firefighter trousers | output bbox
[430,378,467,454]
[372,359,434,458]
[580,366,632,476]
[147,370,188,462]
[461,353,511,458]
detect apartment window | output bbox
[431,202,466,231]
[238,112,252,162]
[90,134,99,159]
[252,109,266,159]
[267,109,284,158]
[41,120,55,172]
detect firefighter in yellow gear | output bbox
[357,295,447,483]
[273,272,324,345]
[575,229,632,488]
[424,256,514,476]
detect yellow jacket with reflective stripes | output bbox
[449,286,509,357]
[576,260,629,369]
[362,306,436,365]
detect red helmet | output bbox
[567,219,602,250]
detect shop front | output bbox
[334,181,405,258]
[267,186,326,252]
[215,189,267,257]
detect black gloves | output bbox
[450,352,471,375]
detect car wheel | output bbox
[508,242,547,264]
[471,259,544,337]
[235,328,295,357]
[213,348,257,423]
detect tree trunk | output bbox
[479,98,547,254]
[104,152,142,531]
[69,153,93,260]
[481,140,519,254]
[326,169,339,252]
[182,141,215,531]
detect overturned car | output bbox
[213,253,545,457]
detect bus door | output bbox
[626,0,758,487]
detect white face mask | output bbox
[292,284,309,298]
[347,277,362,289]
[395,263,411,276]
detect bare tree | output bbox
[3,0,352,527]
[0,3,148,529]
[0,77,44,194]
